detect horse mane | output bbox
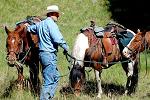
[13,23,38,52]
[105,21,127,33]
[14,16,40,48]
[106,21,127,30]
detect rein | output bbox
[65,52,131,69]
[14,46,31,68]
[19,47,31,63]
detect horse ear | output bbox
[5,26,10,34]
[137,29,140,33]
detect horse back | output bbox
[83,29,121,69]
[145,31,150,48]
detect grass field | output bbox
[0,0,150,100]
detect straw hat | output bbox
[47,5,59,13]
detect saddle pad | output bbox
[118,30,134,47]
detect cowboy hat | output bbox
[47,5,59,13]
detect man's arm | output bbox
[48,22,69,51]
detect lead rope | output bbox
[20,47,31,63]
[15,47,31,69]
[65,52,131,69]
[144,38,148,77]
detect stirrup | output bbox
[102,62,108,68]
[102,57,108,67]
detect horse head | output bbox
[5,25,26,66]
[123,30,146,58]
[69,63,85,96]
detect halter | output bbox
[7,38,23,55]
[6,25,32,65]
[126,35,146,56]
[125,33,148,78]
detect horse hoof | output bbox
[124,90,128,95]
[16,83,24,90]
[97,94,101,98]
[74,91,81,97]
[107,92,112,98]
[15,79,25,90]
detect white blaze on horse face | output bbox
[72,33,89,67]
[12,39,15,44]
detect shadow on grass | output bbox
[0,80,15,98]
[60,80,125,97]
[141,93,150,99]
[0,78,30,99]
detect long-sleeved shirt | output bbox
[27,17,69,52]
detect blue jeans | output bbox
[39,51,60,100]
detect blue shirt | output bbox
[27,17,69,52]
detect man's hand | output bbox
[63,50,68,55]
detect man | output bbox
[27,5,69,100]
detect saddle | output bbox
[16,16,44,26]
[102,32,115,56]
[80,21,118,56]
[91,21,118,66]
[80,26,117,67]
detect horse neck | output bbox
[16,24,30,51]
[145,31,150,48]
[138,31,150,52]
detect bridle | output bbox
[125,35,146,56]
[7,38,23,58]
[6,25,31,64]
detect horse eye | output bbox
[137,36,142,41]
[18,41,22,45]
[135,36,141,42]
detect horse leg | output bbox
[16,65,24,89]
[127,59,138,95]
[94,70,102,98]
[122,59,139,95]
[29,62,40,95]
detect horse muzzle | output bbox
[6,55,17,67]
[71,80,83,96]
[122,47,132,58]
[74,89,81,96]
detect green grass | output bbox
[0,0,150,100]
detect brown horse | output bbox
[5,17,40,95]
[123,30,150,58]
[69,22,139,98]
